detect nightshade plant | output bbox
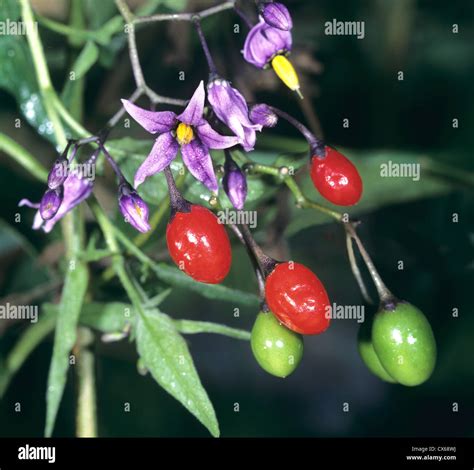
[0,0,439,438]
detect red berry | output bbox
[166,205,232,284]
[310,146,363,206]
[265,262,330,335]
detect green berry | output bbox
[358,318,397,383]
[251,311,303,378]
[372,301,436,386]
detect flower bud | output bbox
[118,183,151,233]
[40,187,63,220]
[47,157,69,189]
[223,154,247,210]
[261,2,292,31]
[250,104,278,128]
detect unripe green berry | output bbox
[358,318,396,383]
[372,301,436,386]
[251,311,303,378]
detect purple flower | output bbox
[242,18,292,69]
[19,171,93,233]
[260,2,292,31]
[118,183,151,233]
[122,81,239,193]
[207,78,262,152]
[222,154,247,210]
[250,103,278,128]
[40,187,63,220]
[47,157,69,189]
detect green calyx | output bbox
[251,311,303,378]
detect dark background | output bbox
[0,0,473,437]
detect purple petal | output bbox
[40,187,63,220]
[223,158,247,210]
[249,103,278,128]
[177,81,205,126]
[207,79,261,151]
[181,138,218,193]
[195,120,240,150]
[134,132,179,188]
[122,99,176,134]
[261,3,293,31]
[118,185,151,233]
[41,172,93,233]
[18,199,40,209]
[242,19,292,68]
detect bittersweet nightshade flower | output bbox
[19,171,93,233]
[242,18,302,98]
[222,153,247,210]
[118,182,151,233]
[260,2,292,31]
[249,103,278,128]
[122,81,239,193]
[47,156,68,189]
[207,78,262,152]
[40,187,63,220]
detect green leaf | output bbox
[136,309,219,437]
[0,34,53,143]
[150,262,259,307]
[45,261,89,437]
[108,138,275,207]
[67,41,99,80]
[174,320,251,340]
[80,302,131,332]
[136,0,188,16]
[0,0,20,22]
[0,308,56,399]
[285,149,457,236]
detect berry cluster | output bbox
[19,0,436,390]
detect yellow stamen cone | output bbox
[176,123,194,145]
[271,55,303,99]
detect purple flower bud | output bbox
[118,183,151,233]
[47,157,69,189]
[250,104,278,128]
[40,187,63,220]
[223,155,247,210]
[261,2,292,31]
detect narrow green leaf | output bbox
[0,309,56,398]
[136,310,219,437]
[80,302,131,333]
[174,320,251,341]
[45,261,88,437]
[150,262,259,307]
[68,41,99,80]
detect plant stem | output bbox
[134,0,237,24]
[20,0,67,149]
[345,232,373,305]
[344,223,394,303]
[75,327,97,438]
[88,197,146,317]
[0,132,48,182]
[193,19,217,75]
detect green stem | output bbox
[0,310,56,398]
[75,327,97,438]
[0,132,48,182]
[20,0,67,148]
[88,197,146,317]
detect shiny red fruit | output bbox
[265,262,330,335]
[310,146,363,206]
[166,205,232,284]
